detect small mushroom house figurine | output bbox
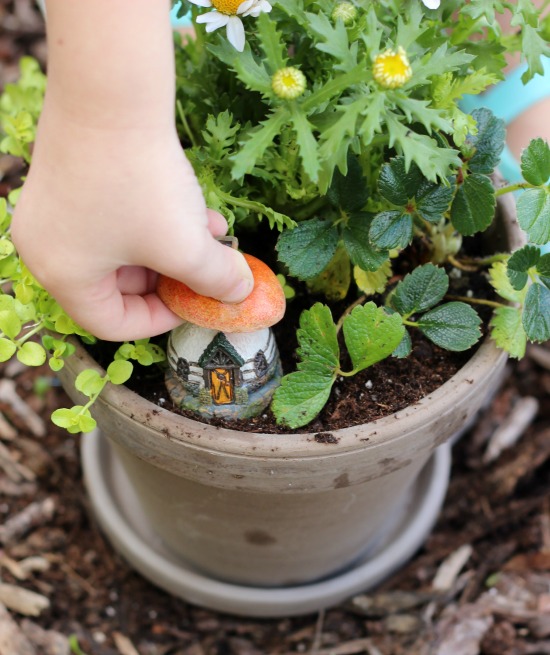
[157,244,286,420]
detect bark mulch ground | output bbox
[1,2,550,654]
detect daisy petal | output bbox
[196,11,229,30]
[236,0,255,14]
[226,16,245,52]
[188,0,213,6]
[421,0,440,8]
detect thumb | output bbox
[150,224,255,303]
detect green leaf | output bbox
[271,369,335,429]
[78,411,97,433]
[276,219,339,280]
[415,180,454,224]
[327,156,369,213]
[417,302,482,351]
[507,245,541,290]
[342,213,389,272]
[451,173,496,236]
[289,105,320,183]
[391,264,449,316]
[465,108,506,174]
[490,306,527,359]
[521,138,550,186]
[516,188,550,245]
[537,253,550,288]
[256,13,287,71]
[0,238,14,260]
[522,283,550,342]
[392,329,412,359]
[0,310,21,340]
[489,261,526,303]
[295,303,340,374]
[17,341,46,366]
[369,211,413,250]
[306,247,350,301]
[342,303,405,372]
[107,360,133,385]
[75,370,105,397]
[378,157,423,206]
[0,337,16,362]
[231,110,288,179]
[51,408,80,430]
[208,41,272,95]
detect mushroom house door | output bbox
[210,368,234,404]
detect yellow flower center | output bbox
[211,0,243,15]
[373,47,412,89]
[272,67,307,100]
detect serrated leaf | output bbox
[289,105,320,183]
[415,179,454,223]
[353,261,392,296]
[465,108,506,174]
[256,13,287,71]
[451,173,496,236]
[516,188,550,245]
[231,110,288,179]
[327,156,369,213]
[521,138,550,186]
[17,341,46,366]
[417,302,482,351]
[107,359,133,385]
[490,306,527,359]
[507,245,541,290]
[271,369,335,429]
[392,329,412,359]
[378,158,423,206]
[306,247,350,301]
[522,283,550,342]
[537,253,550,282]
[295,303,340,374]
[342,303,405,372]
[369,211,413,250]
[342,213,389,272]
[489,261,526,303]
[391,264,449,316]
[208,41,272,95]
[0,337,16,362]
[277,219,339,280]
[75,369,105,397]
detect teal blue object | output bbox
[171,2,192,26]
[461,57,550,254]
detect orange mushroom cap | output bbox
[157,253,286,333]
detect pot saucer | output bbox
[81,430,451,618]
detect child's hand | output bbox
[12,112,253,342]
[10,0,253,343]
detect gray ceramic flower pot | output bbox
[58,194,521,612]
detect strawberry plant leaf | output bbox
[451,173,496,236]
[464,108,505,174]
[507,244,541,290]
[392,329,412,359]
[490,306,527,359]
[277,219,339,280]
[327,156,369,213]
[417,302,482,351]
[520,137,550,186]
[306,247,351,301]
[415,179,454,223]
[342,213,389,271]
[522,283,550,342]
[271,370,335,429]
[353,261,392,296]
[489,261,526,303]
[343,303,405,371]
[295,303,340,374]
[369,210,413,250]
[378,157,424,206]
[516,188,550,245]
[391,263,449,316]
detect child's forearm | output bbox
[44,0,175,130]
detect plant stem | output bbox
[336,294,367,334]
[16,321,45,345]
[458,253,509,266]
[447,254,479,272]
[176,100,197,148]
[495,182,533,196]
[445,294,506,309]
[292,196,327,221]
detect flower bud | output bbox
[332,2,357,24]
[272,67,307,100]
[373,46,412,89]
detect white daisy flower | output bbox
[421,0,440,8]
[189,0,272,52]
